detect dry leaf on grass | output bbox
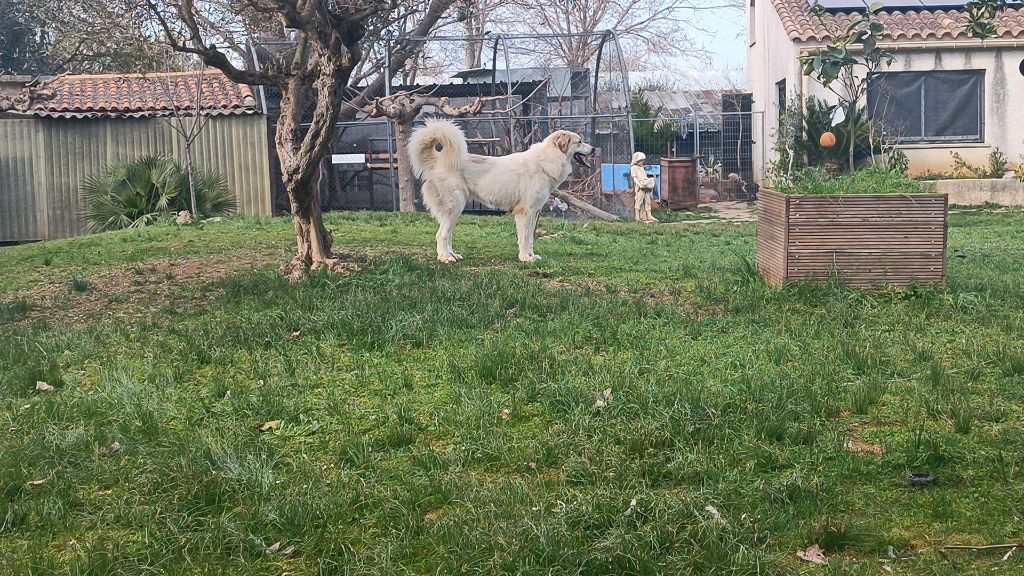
[100,442,122,457]
[844,438,885,456]
[624,498,638,517]
[27,479,46,488]
[265,542,299,558]
[797,544,828,564]
[287,331,302,341]
[35,381,55,393]
[593,388,613,410]
[705,505,726,525]
[500,409,511,421]
[259,420,283,433]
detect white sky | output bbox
[630,5,748,90]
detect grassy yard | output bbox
[2,209,1024,575]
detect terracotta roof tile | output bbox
[31,71,258,118]
[772,0,1024,42]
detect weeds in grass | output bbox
[0,299,31,322]
[69,277,92,293]
[997,347,1024,378]
[948,398,976,435]
[848,380,887,415]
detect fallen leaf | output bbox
[1004,546,1018,561]
[624,498,638,517]
[265,542,299,558]
[705,504,726,525]
[259,420,283,433]
[798,544,828,565]
[35,381,55,393]
[7,427,16,433]
[27,479,46,488]
[844,437,885,456]
[593,388,613,410]
[288,331,302,340]
[100,442,122,457]
[500,409,511,421]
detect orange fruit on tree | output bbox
[819,131,837,148]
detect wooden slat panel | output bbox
[755,190,948,288]
[756,189,789,287]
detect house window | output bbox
[776,79,787,116]
[868,70,984,143]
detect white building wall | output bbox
[747,0,803,183]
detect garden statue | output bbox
[630,152,658,223]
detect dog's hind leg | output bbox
[423,179,465,263]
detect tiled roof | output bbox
[30,71,258,118]
[772,0,1024,42]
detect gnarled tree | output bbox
[144,0,456,277]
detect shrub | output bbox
[82,156,237,232]
[773,164,924,196]
[767,96,888,184]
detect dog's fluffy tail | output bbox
[408,119,467,178]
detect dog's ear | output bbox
[552,132,572,153]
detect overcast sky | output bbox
[682,5,748,88]
[628,5,748,90]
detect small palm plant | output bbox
[82,156,236,232]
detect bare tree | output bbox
[151,60,212,218]
[504,0,739,71]
[454,0,503,68]
[142,0,457,278]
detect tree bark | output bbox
[183,140,199,218]
[394,118,417,212]
[847,101,856,173]
[288,173,336,273]
[551,190,619,221]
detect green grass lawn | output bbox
[2,210,1024,575]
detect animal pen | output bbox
[254,32,763,215]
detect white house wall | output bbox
[747,0,803,183]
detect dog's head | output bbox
[548,130,595,169]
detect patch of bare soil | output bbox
[12,253,280,326]
[844,423,887,456]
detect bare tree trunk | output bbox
[274,45,355,279]
[394,119,417,212]
[465,39,482,69]
[183,141,199,217]
[288,173,335,272]
[847,102,856,173]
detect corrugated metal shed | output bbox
[0,115,271,242]
[598,90,729,117]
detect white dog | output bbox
[408,119,595,263]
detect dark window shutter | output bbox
[869,73,924,140]
[923,71,982,139]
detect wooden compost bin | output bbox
[660,157,698,209]
[756,189,948,288]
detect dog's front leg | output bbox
[513,208,539,263]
